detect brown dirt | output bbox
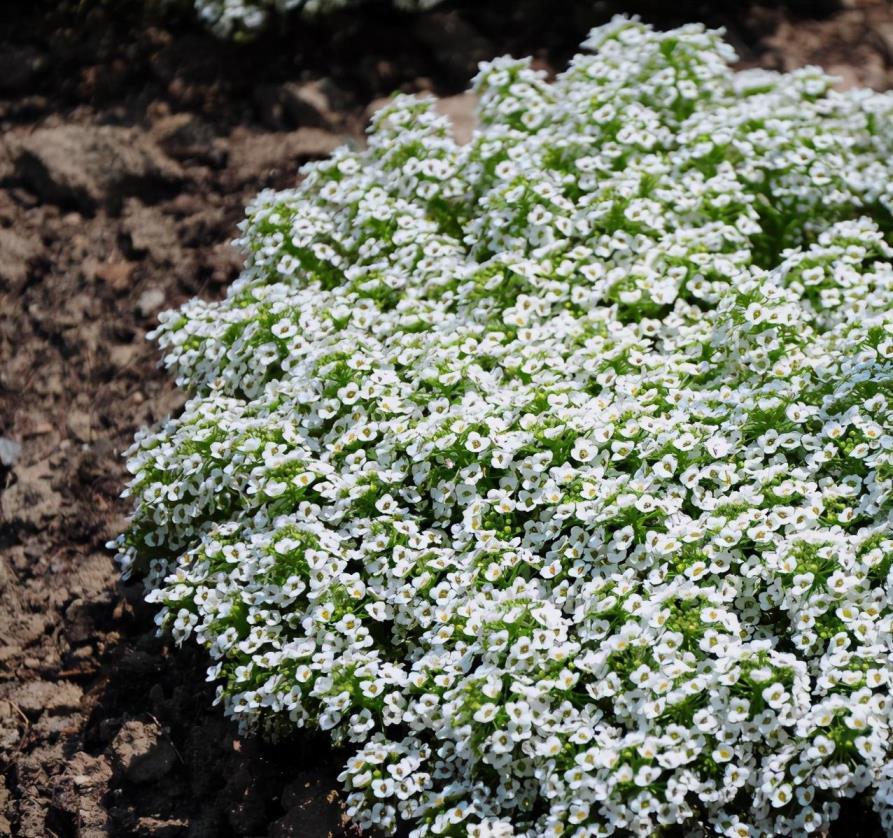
[1,1,892,835]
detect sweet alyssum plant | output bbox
[113,18,893,836]
[193,0,441,37]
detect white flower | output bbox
[571,438,596,462]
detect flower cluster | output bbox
[114,18,893,837]
[194,0,440,37]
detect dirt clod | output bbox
[51,752,113,837]
[150,112,219,162]
[224,126,343,187]
[0,229,41,294]
[10,681,84,718]
[109,720,178,784]
[123,200,181,264]
[280,79,340,129]
[93,259,137,291]
[9,124,183,211]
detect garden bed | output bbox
[1,1,892,835]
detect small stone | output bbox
[136,287,166,317]
[0,437,21,467]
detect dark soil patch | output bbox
[1,0,892,835]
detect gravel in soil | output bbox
[1,1,892,835]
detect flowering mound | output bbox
[194,0,440,37]
[114,19,893,837]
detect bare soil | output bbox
[1,1,892,835]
